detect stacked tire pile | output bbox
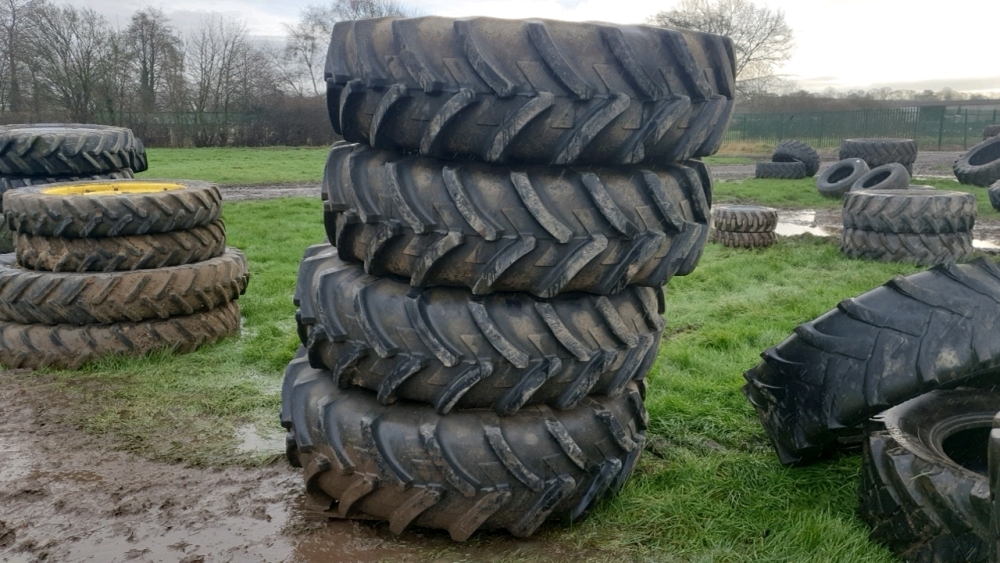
[743,258,1000,562]
[755,140,819,179]
[983,124,1000,140]
[709,205,778,249]
[0,177,246,369]
[0,124,148,253]
[281,16,736,540]
[840,138,918,176]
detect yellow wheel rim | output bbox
[41,181,185,196]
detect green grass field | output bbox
[141,147,328,184]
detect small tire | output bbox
[0,124,147,176]
[850,163,911,191]
[711,205,777,233]
[983,125,1000,140]
[839,138,918,170]
[772,140,820,177]
[280,349,647,540]
[0,170,134,211]
[816,158,869,198]
[710,230,777,249]
[842,189,976,234]
[841,228,974,266]
[859,389,994,563]
[988,181,1000,212]
[954,137,1000,187]
[755,161,806,180]
[4,179,222,238]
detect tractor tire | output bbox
[859,389,994,563]
[850,163,911,192]
[842,189,976,234]
[0,300,241,370]
[839,138,918,172]
[4,179,222,238]
[816,158,869,198]
[988,181,1000,212]
[954,137,1000,187]
[755,161,806,179]
[711,205,777,233]
[0,170,134,210]
[743,258,1000,466]
[710,230,777,249]
[14,221,227,273]
[0,248,248,325]
[772,140,820,177]
[841,228,974,266]
[989,412,1000,562]
[325,17,736,166]
[296,245,664,416]
[982,125,1000,140]
[322,144,711,297]
[280,349,647,540]
[0,124,147,176]
[0,220,11,254]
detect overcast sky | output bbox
[71,0,1000,94]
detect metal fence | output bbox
[724,106,1000,151]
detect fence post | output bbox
[938,110,945,150]
[964,109,969,149]
[818,114,824,148]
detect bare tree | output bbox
[330,0,410,20]
[0,0,40,114]
[648,0,793,100]
[126,8,183,114]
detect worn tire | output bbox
[990,412,1000,562]
[743,258,1000,465]
[772,140,820,177]
[841,228,974,266]
[859,389,994,563]
[323,144,711,297]
[0,124,147,176]
[0,248,248,325]
[15,221,227,273]
[0,220,11,254]
[280,349,647,540]
[755,161,806,180]
[4,179,222,238]
[988,181,1000,212]
[0,170,134,211]
[0,300,240,370]
[325,17,736,166]
[816,158,869,198]
[296,245,664,416]
[983,125,1000,140]
[842,189,976,234]
[710,230,777,249]
[711,205,777,233]
[839,138,918,171]
[954,137,1000,187]
[850,163,911,192]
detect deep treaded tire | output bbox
[4,179,222,238]
[842,189,976,234]
[990,412,1000,562]
[325,17,736,166]
[0,170,134,210]
[323,144,711,297]
[988,181,1000,212]
[296,245,664,416]
[0,249,247,325]
[280,349,647,540]
[15,221,227,273]
[0,300,240,370]
[841,229,974,266]
[710,230,777,249]
[816,158,868,198]
[983,125,1000,140]
[839,139,918,172]
[850,163,910,192]
[743,258,1000,465]
[954,137,1000,187]
[0,220,11,253]
[859,389,994,563]
[711,205,777,233]
[772,140,820,177]
[755,161,806,179]
[0,124,147,176]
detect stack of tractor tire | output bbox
[954,135,1000,188]
[0,174,246,369]
[755,140,819,180]
[281,16,736,541]
[983,124,1000,140]
[840,138,918,176]
[709,205,778,249]
[0,124,149,253]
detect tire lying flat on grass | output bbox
[850,163,910,191]
[4,179,222,238]
[859,389,994,563]
[326,17,736,166]
[755,161,806,179]
[711,205,777,233]
[839,138,917,173]
[0,170,134,208]
[772,139,820,177]
[816,158,869,198]
[281,349,648,540]
[710,230,777,249]
[0,124,147,176]
[841,228,973,266]
[842,188,976,233]
[954,136,1000,187]
[743,258,1000,465]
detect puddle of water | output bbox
[235,424,286,456]
[774,211,832,237]
[975,239,1000,250]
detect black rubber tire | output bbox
[989,412,1000,562]
[983,125,1000,140]
[0,220,11,254]
[859,389,994,563]
[280,348,647,540]
[0,124,147,176]
[772,140,820,177]
[954,137,1000,188]
[711,205,777,233]
[0,170,134,211]
[743,257,1000,466]
[325,17,736,166]
[14,221,227,273]
[4,179,222,238]
[988,181,1000,212]
[0,300,241,370]
[322,144,711,298]
[842,189,976,234]
[754,161,806,180]
[0,248,247,325]
[839,138,918,171]
[849,163,911,192]
[710,230,777,249]
[296,244,664,416]
[816,158,869,198]
[841,228,974,266]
